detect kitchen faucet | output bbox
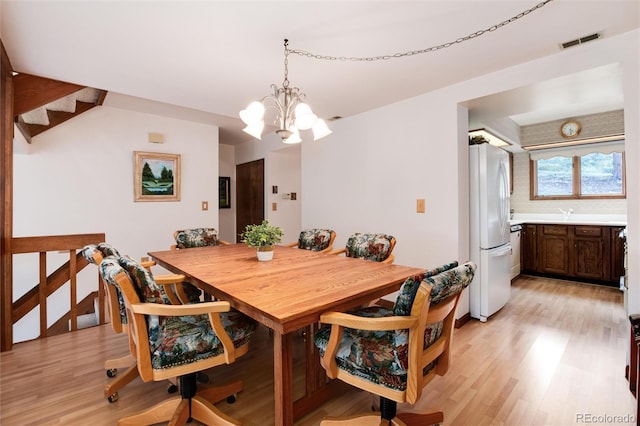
[559,207,574,221]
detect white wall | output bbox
[12,101,219,342]
[301,29,640,319]
[267,145,302,244]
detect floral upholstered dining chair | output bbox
[286,228,336,253]
[314,261,476,425]
[99,255,257,425]
[81,242,178,402]
[171,227,231,303]
[331,232,396,263]
[172,227,231,249]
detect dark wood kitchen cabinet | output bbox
[521,224,538,273]
[573,225,610,281]
[538,224,571,276]
[520,223,623,286]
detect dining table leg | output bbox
[273,330,294,426]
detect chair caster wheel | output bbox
[196,372,209,383]
[106,368,117,378]
[107,393,119,403]
[167,383,178,393]
[226,394,236,404]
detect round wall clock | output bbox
[560,120,581,139]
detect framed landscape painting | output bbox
[134,151,181,202]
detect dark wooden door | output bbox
[236,159,264,242]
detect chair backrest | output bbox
[81,243,127,331]
[81,243,121,265]
[401,261,476,403]
[297,228,336,252]
[117,256,172,305]
[345,233,396,262]
[99,256,153,378]
[174,228,222,249]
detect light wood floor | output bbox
[1,275,636,425]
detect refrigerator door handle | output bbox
[499,159,510,236]
[490,244,512,257]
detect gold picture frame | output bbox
[134,151,181,202]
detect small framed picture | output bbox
[133,151,181,202]
[219,176,231,208]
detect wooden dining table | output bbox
[148,243,424,426]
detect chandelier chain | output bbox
[283,39,290,88]
[286,0,553,62]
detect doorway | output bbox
[235,159,264,241]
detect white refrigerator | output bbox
[469,143,511,322]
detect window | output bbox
[530,142,625,199]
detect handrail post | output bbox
[38,252,47,338]
[69,249,77,332]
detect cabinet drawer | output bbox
[575,226,603,237]
[541,225,568,236]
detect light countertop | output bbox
[510,213,626,227]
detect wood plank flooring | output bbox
[1,275,636,425]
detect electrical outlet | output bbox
[202,201,208,211]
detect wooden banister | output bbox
[2,233,106,351]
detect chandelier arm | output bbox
[288,0,553,61]
[261,87,302,130]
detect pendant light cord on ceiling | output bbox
[288,0,553,62]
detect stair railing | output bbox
[4,233,106,349]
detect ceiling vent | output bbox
[561,33,601,49]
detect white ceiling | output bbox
[1,1,638,145]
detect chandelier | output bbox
[239,39,331,144]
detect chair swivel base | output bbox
[104,358,139,402]
[117,379,243,426]
[321,410,444,426]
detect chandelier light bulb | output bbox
[293,103,317,130]
[242,120,265,140]
[312,118,332,140]
[240,101,265,126]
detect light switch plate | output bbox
[416,199,426,213]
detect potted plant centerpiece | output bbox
[240,219,284,261]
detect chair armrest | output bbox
[219,240,232,246]
[285,241,298,248]
[320,311,417,331]
[154,274,192,304]
[140,260,156,270]
[381,254,395,264]
[329,248,346,256]
[130,301,231,316]
[170,244,177,250]
[154,274,187,285]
